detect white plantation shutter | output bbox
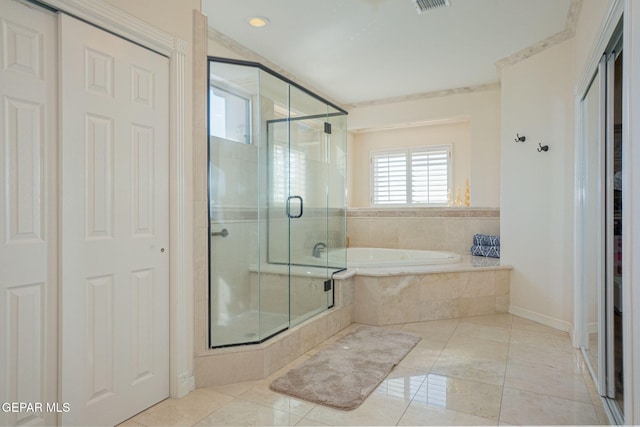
[411,148,449,204]
[372,151,407,204]
[371,146,450,206]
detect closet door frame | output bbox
[622,0,640,422]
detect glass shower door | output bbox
[268,85,335,328]
[287,113,332,327]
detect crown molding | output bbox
[495,0,583,77]
[347,82,501,109]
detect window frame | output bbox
[369,145,453,207]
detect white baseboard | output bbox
[173,373,195,398]
[509,305,574,335]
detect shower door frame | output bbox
[265,112,347,270]
[265,112,349,328]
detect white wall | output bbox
[348,89,501,207]
[349,120,470,207]
[500,40,575,330]
[500,0,620,335]
[105,0,199,43]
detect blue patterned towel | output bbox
[470,245,500,258]
[473,234,500,246]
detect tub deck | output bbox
[334,254,504,278]
[334,255,511,326]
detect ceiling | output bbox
[202,0,575,107]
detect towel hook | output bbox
[537,143,549,152]
[514,133,526,143]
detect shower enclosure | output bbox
[207,58,348,348]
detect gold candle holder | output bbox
[465,178,470,207]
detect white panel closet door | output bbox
[0,1,57,426]
[59,14,169,426]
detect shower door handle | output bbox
[286,195,303,218]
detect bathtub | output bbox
[292,247,461,270]
[344,247,461,268]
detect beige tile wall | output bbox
[193,10,209,356]
[347,208,500,254]
[354,269,510,326]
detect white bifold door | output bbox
[0,1,58,425]
[59,13,170,426]
[1,4,169,425]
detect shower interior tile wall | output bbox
[267,214,346,261]
[347,211,499,254]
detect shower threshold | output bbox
[210,310,289,348]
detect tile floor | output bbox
[121,314,610,426]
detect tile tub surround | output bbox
[347,207,500,254]
[350,256,511,326]
[195,277,354,387]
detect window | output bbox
[209,85,251,144]
[371,146,451,205]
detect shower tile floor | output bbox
[121,314,610,426]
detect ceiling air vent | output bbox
[413,0,450,14]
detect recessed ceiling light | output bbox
[248,16,270,28]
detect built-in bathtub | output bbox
[294,247,461,269]
[344,247,461,268]
[288,247,511,325]
[332,250,511,326]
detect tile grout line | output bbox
[393,322,450,426]
[496,315,515,426]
